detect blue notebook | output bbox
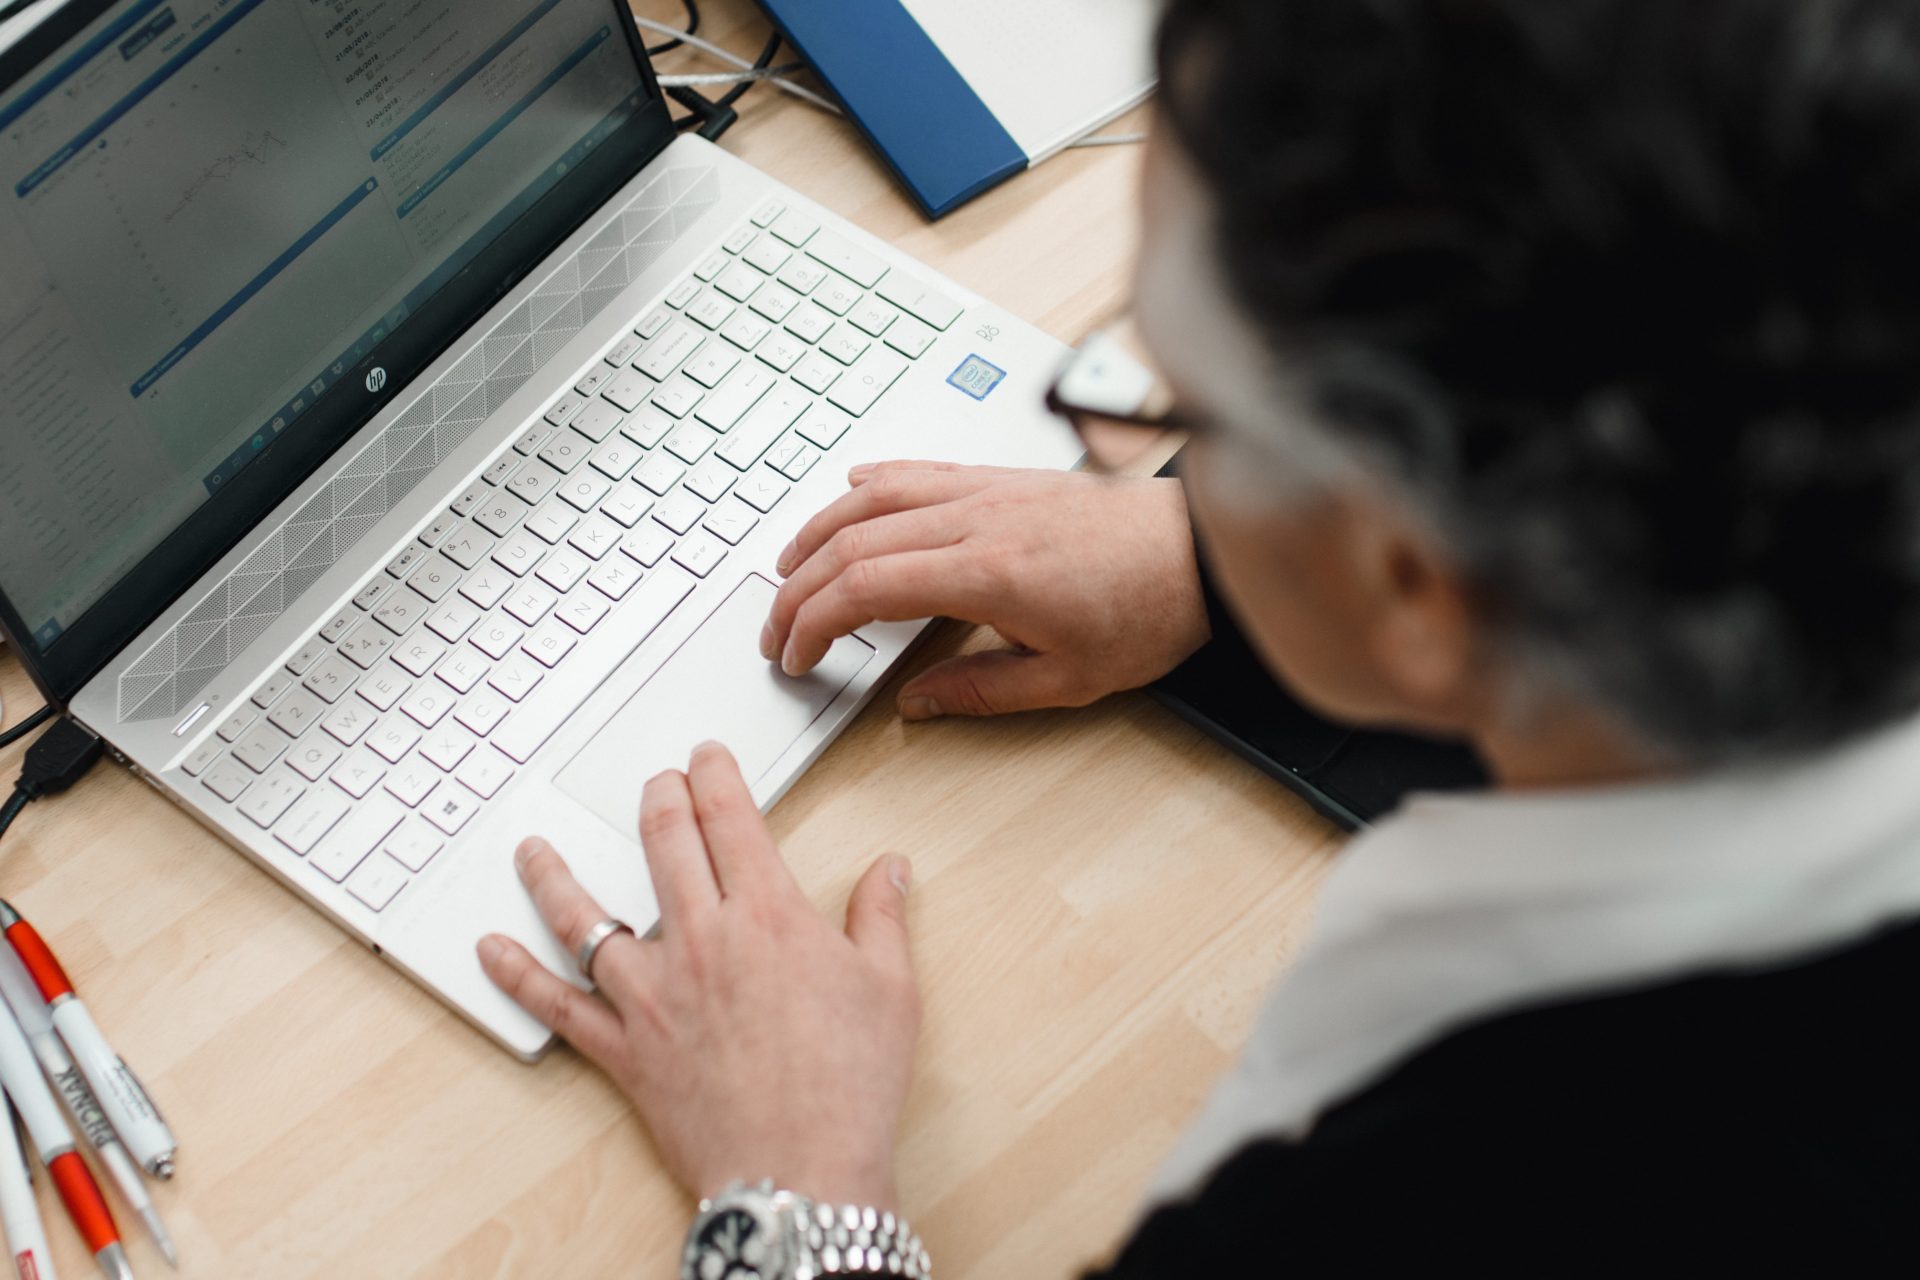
[759,0,1156,218]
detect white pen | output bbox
[0,952,175,1266]
[1,1088,58,1280]
[0,902,175,1182]
[0,1001,131,1280]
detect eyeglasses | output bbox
[1044,310,1192,476]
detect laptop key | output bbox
[274,788,349,855]
[440,528,495,570]
[770,208,819,247]
[286,737,342,782]
[826,345,909,416]
[345,856,409,912]
[491,569,698,764]
[718,389,809,472]
[392,634,448,678]
[455,691,510,736]
[237,771,304,829]
[339,623,395,668]
[884,316,936,358]
[217,707,257,741]
[514,424,553,455]
[422,788,479,837]
[426,599,481,642]
[321,699,374,746]
[470,619,524,661]
[673,530,729,578]
[202,757,253,803]
[572,397,626,442]
[601,486,654,528]
[268,689,327,738]
[535,548,590,593]
[181,738,224,777]
[384,756,440,806]
[491,529,548,577]
[301,655,358,703]
[460,568,512,610]
[436,647,491,695]
[489,655,545,703]
[620,523,673,567]
[635,306,674,339]
[252,670,295,708]
[735,472,790,513]
[694,363,778,432]
[405,557,458,602]
[804,228,887,289]
[329,747,388,799]
[420,727,476,773]
[358,663,412,712]
[311,795,405,882]
[456,748,515,800]
[558,472,611,513]
[231,723,289,773]
[874,269,963,330]
[365,716,421,764]
[474,496,524,536]
[506,460,562,505]
[286,638,329,676]
[384,819,445,872]
[538,433,589,474]
[399,682,456,730]
[600,367,654,413]
[636,320,703,381]
[320,609,357,643]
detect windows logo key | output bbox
[947,354,1006,401]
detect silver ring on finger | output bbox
[576,917,636,981]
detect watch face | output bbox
[685,1203,790,1280]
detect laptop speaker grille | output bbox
[115,165,722,723]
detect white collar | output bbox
[1147,712,1920,1205]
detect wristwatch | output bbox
[681,1179,931,1280]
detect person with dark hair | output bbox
[476,0,1920,1269]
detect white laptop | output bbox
[0,0,1079,1057]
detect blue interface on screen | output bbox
[0,0,642,646]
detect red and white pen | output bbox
[0,999,130,1280]
[0,903,176,1182]
[0,952,175,1265]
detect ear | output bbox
[1360,518,1481,717]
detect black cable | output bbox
[645,0,700,56]
[0,788,26,844]
[0,704,54,751]
[0,716,104,848]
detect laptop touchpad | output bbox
[554,574,875,835]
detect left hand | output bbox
[477,741,921,1210]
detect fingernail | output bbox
[848,464,875,484]
[775,540,797,574]
[781,642,801,677]
[477,935,506,966]
[514,839,539,871]
[900,695,940,721]
[888,856,912,895]
[693,739,724,757]
[759,620,776,659]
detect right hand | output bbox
[762,461,1211,719]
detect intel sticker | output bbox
[947,354,1006,400]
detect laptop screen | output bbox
[0,0,664,691]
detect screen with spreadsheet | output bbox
[0,0,650,653]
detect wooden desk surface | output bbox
[0,4,1343,1274]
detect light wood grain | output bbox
[0,4,1345,1274]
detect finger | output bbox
[896,649,1085,720]
[640,770,723,921]
[686,740,799,900]
[477,933,626,1063]
[774,467,1003,578]
[845,854,914,976]
[782,548,996,677]
[765,505,961,660]
[846,459,1036,486]
[514,838,651,1001]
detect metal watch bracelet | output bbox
[682,1180,930,1280]
[794,1199,930,1278]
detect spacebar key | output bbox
[492,568,698,763]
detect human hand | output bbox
[477,741,920,1209]
[763,462,1210,719]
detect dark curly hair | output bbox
[1158,0,1920,760]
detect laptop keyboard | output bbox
[177,197,958,915]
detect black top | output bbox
[1088,914,1920,1271]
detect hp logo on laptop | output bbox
[365,367,388,393]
